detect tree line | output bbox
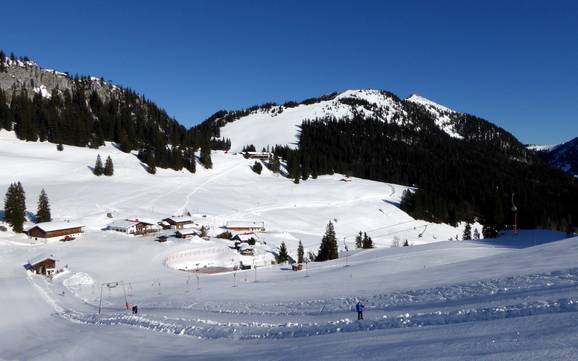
[273,112,577,232]
[4,183,51,233]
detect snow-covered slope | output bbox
[218,89,467,152]
[406,93,463,139]
[2,129,578,360]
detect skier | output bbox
[355,301,365,320]
[132,305,138,315]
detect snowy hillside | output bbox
[2,130,578,360]
[217,89,467,152]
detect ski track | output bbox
[32,266,578,340]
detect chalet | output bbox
[108,219,158,235]
[225,221,265,233]
[238,243,254,256]
[163,216,194,230]
[175,229,199,239]
[26,221,84,242]
[244,152,272,160]
[232,233,258,243]
[28,255,56,276]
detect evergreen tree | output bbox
[36,189,51,223]
[200,145,212,169]
[272,155,281,173]
[146,152,156,174]
[462,222,472,240]
[473,228,481,240]
[104,156,114,176]
[57,144,63,151]
[4,182,26,233]
[251,161,262,174]
[297,240,304,264]
[355,231,363,248]
[482,225,498,239]
[316,221,338,261]
[93,154,104,176]
[362,232,374,249]
[200,226,208,237]
[276,241,289,263]
[403,240,409,247]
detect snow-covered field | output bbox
[2,130,578,360]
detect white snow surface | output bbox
[1,130,578,360]
[219,90,466,152]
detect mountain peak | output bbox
[406,94,456,114]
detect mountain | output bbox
[199,89,577,232]
[531,137,578,176]
[0,50,217,172]
[200,89,529,160]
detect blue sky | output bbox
[1,0,577,144]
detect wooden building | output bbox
[28,256,56,276]
[26,221,84,241]
[175,229,199,239]
[108,219,158,235]
[244,152,272,160]
[163,216,194,230]
[238,243,254,256]
[225,221,265,233]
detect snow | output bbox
[406,93,464,139]
[217,90,468,152]
[2,130,578,360]
[527,143,560,152]
[225,220,265,229]
[33,84,52,99]
[27,220,84,232]
[219,89,406,152]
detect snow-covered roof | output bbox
[233,233,258,241]
[28,254,55,266]
[108,220,139,229]
[239,243,254,251]
[164,216,194,223]
[28,221,84,232]
[176,229,198,236]
[226,221,265,229]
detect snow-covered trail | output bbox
[29,257,578,341]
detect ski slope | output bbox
[2,131,578,360]
[219,89,464,152]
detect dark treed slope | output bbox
[0,50,229,171]
[532,137,578,177]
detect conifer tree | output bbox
[93,154,104,176]
[276,241,289,263]
[251,161,262,174]
[355,231,363,248]
[200,145,212,169]
[146,153,156,174]
[473,228,481,240]
[104,156,114,176]
[297,240,304,264]
[200,226,208,238]
[316,221,338,261]
[36,189,51,223]
[272,155,281,173]
[462,222,472,240]
[57,144,63,151]
[4,182,26,233]
[362,232,374,249]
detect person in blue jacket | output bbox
[356,301,365,320]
